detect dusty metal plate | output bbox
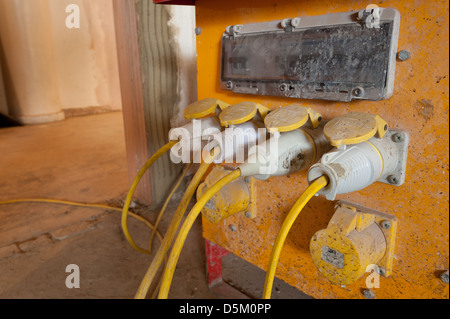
[220,8,400,102]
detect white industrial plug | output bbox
[238,104,331,180]
[169,116,222,164]
[170,101,269,164]
[205,121,265,164]
[307,112,409,200]
[238,126,330,180]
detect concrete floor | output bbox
[0,112,218,299]
[0,112,310,300]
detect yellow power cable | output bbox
[121,140,178,255]
[135,148,220,299]
[157,168,242,299]
[148,162,193,252]
[0,198,165,246]
[262,175,329,299]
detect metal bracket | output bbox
[357,4,381,29]
[376,129,409,187]
[225,24,243,37]
[280,18,301,32]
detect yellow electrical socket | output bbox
[197,166,257,223]
[310,200,397,285]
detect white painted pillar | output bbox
[0,0,64,124]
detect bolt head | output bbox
[398,50,411,61]
[392,133,404,143]
[381,220,391,230]
[245,212,252,218]
[229,224,237,232]
[377,267,386,276]
[234,25,242,33]
[226,81,233,89]
[363,288,376,299]
[387,175,400,185]
[352,87,363,97]
[195,27,202,35]
[291,18,301,28]
[280,19,289,28]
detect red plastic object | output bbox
[153,0,195,5]
[205,239,230,287]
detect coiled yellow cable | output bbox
[121,141,178,255]
[0,198,165,245]
[157,168,242,299]
[148,162,192,252]
[135,148,220,299]
[262,175,329,299]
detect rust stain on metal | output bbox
[413,99,434,121]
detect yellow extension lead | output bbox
[262,175,329,299]
[121,140,178,255]
[157,168,242,299]
[135,147,220,299]
[0,198,165,246]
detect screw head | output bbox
[279,84,287,92]
[377,267,386,276]
[244,177,251,183]
[232,25,242,34]
[352,87,363,97]
[363,288,376,299]
[291,17,301,28]
[397,50,411,61]
[229,224,237,232]
[387,175,400,185]
[195,27,202,35]
[245,211,252,218]
[381,220,391,230]
[392,133,404,143]
[280,19,290,28]
[226,81,233,89]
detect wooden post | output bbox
[113,0,183,207]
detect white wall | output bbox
[0,0,122,124]
[49,0,122,112]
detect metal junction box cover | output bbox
[219,7,400,102]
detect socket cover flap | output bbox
[264,104,322,133]
[323,112,388,147]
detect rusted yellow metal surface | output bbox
[196,0,449,298]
